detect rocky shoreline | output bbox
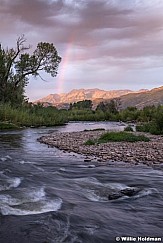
[38,130,163,166]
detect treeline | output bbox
[0,103,68,128]
[68,99,163,134]
[0,98,163,134]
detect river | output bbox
[0,122,162,243]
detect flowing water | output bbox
[0,122,163,243]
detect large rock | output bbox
[108,187,141,200]
[108,192,123,200]
[120,187,141,196]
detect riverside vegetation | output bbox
[0,36,65,128]
[0,103,68,128]
[68,101,163,135]
[84,131,150,145]
[0,37,163,134]
[38,129,163,165]
[1,100,163,134]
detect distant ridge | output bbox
[120,86,163,109]
[34,88,147,108]
[35,87,163,109]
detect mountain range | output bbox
[34,86,163,109]
[120,86,163,109]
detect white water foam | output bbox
[75,177,102,186]
[132,188,158,199]
[85,189,106,202]
[81,181,158,202]
[0,198,62,215]
[0,187,45,206]
[8,177,22,189]
[0,186,62,216]
[1,155,12,162]
[59,168,66,172]
[27,187,46,202]
[34,166,45,172]
[20,160,25,164]
[77,165,89,168]
[19,160,36,165]
[0,177,22,191]
[0,194,20,206]
[107,183,129,190]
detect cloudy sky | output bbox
[0,0,163,100]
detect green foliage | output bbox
[154,106,163,131]
[98,132,150,143]
[0,103,68,127]
[98,131,150,143]
[96,99,120,114]
[84,139,96,145]
[84,131,150,145]
[140,106,156,122]
[119,107,140,121]
[136,122,162,135]
[67,103,163,136]
[68,109,106,121]
[0,122,19,130]
[0,36,61,104]
[124,125,134,132]
[148,124,161,135]
[69,100,93,110]
[135,105,163,135]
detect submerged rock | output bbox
[121,187,141,197]
[108,187,141,200]
[108,192,123,200]
[84,158,92,162]
[88,165,96,168]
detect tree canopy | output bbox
[69,100,93,110]
[0,36,61,104]
[96,99,120,114]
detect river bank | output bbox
[1,123,163,242]
[38,129,163,166]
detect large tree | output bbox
[96,99,120,114]
[69,100,93,110]
[0,36,61,104]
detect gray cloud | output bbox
[1,0,163,48]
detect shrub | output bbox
[0,122,19,130]
[0,103,68,128]
[98,131,150,143]
[84,131,150,145]
[84,139,96,145]
[124,126,133,132]
[136,122,163,135]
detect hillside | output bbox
[34,87,163,110]
[35,88,144,108]
[120,86,163,109]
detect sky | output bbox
[0,0,163,101]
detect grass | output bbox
[0,122,20,130]
[84,131,150,145]
[84,139,96,145]
[0,103,68,129]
